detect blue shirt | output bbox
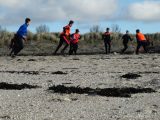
[17,23,28,38]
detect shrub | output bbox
[36,24,50,34]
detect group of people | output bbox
[9,18,149,57]
[53,20,81,55]
[103,28,148,55]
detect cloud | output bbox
[128,1,160,21]
[0,0,118,25]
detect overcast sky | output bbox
[0,0,160,33]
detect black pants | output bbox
[122,42,128,53]
[136,41,148,54]
[69,43,78,55]
[104,40,111,54]
[54,38,69,54]
[10,35,24,55]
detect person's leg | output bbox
[108,42,111,53]
[54,39,63,54]
[142,42,148,53]
[10,35,17,56]
[104,41,108,54]
[9,48,14,56]
[61,36,70,55]
[122,43,128,53]
[74,44,78,55]
[13,37,24,55]
[72,44,77,55]
[136,41,141,54]
[9,42,14,56]
[69,43,73,55]
[61,42,69,55]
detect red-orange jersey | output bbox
[60,32,70,45]
[64,25,71,36]
[136,33,146,41]
[71,33,81,44]
[103,32,111,42]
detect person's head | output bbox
[25,18,31,25]
[126,30,129,34]
[136,29,140,33]
[106,28,110,32]
[69,20,74,27]
[75,29,79,33]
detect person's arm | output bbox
[23,26,28,40]
[129,36,132,41]
[63,34,70,44]
[122,35,124,40]
[136,35,139,41]
[23,36,27,43]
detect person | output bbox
[54,20,74,55]
[9,18,31,57]
[121,30,132,54]
[102,28,111,54]
[69,29,81,55]
[136,29,148,54]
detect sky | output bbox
[0,0,160,34]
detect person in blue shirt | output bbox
[10,18,31,57]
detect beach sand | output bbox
[0,54,160,120]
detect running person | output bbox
[136,29,148,54]
[121,30,132,53]
[69,29,81,55]
[10,18,31,57]
[54,20,74,55]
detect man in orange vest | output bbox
[54,20,74,55]
[102,28,111,54]
[69,29,81,55]
[136,29,148,54]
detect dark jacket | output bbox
[122,34,132,44]
[103,32,111,42]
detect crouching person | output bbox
[9,18,31,57]
[69,29,81,55]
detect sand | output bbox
[0,54,160,120]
